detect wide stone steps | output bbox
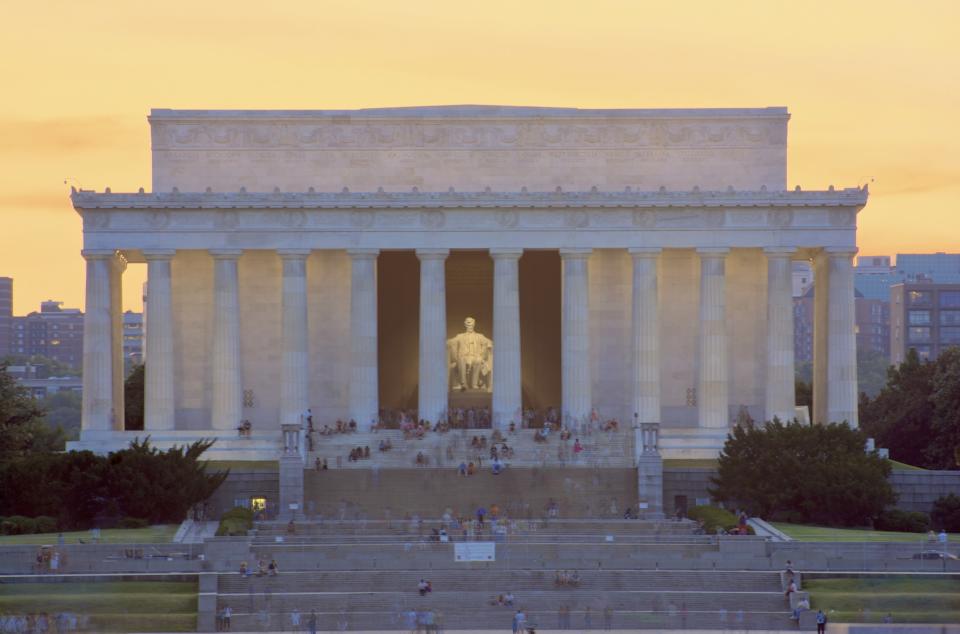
[218,569,780,594]
[255,519,695,536]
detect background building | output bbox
[890,283,960,364]
[0,277,11,357]
[123,310,144,369]
[10,301,85,369]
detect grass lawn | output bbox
[888,459,926,471]
[0,581,197,632]
[772,522,959,543]
[0,524,178,546]
[663,459,718,469]
[805,577,960,623]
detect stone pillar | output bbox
[827,248,859,426]
[279,250,310,436]
[210,250,243,432]
[491,248,523,430]
[630,248,661,426]
[143,250,176,431]
[697,248,729,429]
[560,248,592,424]
[636,422,664,518]
[813,253,829,424]
[279,424,305,520]
[110,254,125,429]
[765,248,797,422]
[417,249,449,424]
[348,249,379,428]
[81,250,119,431]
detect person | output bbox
[291,608,301,631]
[882,613,893,623]
[268,559,279,576]
[939,528,949,551]
[573,438,583,454]
[492,458,504,475]
[308,609,318,634]
[239,561,248,576]
[287,519,296,534]
[512,609,526,634]
[222,605,232,632]
[815,609,827,634]
[504,591,514,607]
[785,578,797,599]
[477,506,486,526]
[418,578,429,596]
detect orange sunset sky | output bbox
[1,0,958,314]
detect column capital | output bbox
[763,247,798,257]
[490,247,524,259]
[142,249,176,261]
[277,248,311,260]
[346,248,380,259]
[559,247,592,259]
[81,249,117,261]
[416,248,450,261]
[628,247,662,258]
[209,249,243,260]
[696,247,730,257]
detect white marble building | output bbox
[69,106,866,459]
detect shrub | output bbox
[875,509,930,533]
[118,517,149,529]
[932,494,960,533]
[34,516,58,534]
[216,506,254,537]
[687,505,753,535]
[2,515,37,535]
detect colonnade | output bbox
[79,246,859,435]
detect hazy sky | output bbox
[1,0,958,314]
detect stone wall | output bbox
[206,469,279,518]
[890,469,960,515]
[663,467,716,515]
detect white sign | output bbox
[454,542,495,562]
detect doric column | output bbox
[560,248,592,423]
[630,248,661,425]
[110,253,126,429]
[697,248,729,429]
[826,248,859,426]
[279,250,310,430]
[765,248,797,422]
[491,248,523,430]
[348,249,379,428]
[210,250,243,432]
[143,250,176,431]
[81,250,119,431]
[417,249,449,424]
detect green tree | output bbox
[925,347,960,468]
[0,364,62,455]
[710,419,895,526]
[858,348,891,398]
[39,390,82,441]
[0,354,80,377]
[124,364,144,430]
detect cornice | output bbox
[71,187,869,211]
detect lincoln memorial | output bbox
[68,106,867,461]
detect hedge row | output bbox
[216,507,254,537]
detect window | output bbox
[941,291,960,308]
[909,327,931,343]
[909,291,933,306]
[250,497,267,513]
[909,311,931,325]
[941,327,960,344]
[942,311,960,326]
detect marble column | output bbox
[491,248,523,430]
[765,248,797,422]
[143,250,176,431]
[110,254,126,429]
[348,249,379,428]
[560,248,592,424]
[279,250,310,431]
[80,250,118,431]
[827,248,859,426]
[417,249,449,424]
[697,248,729,429]
[210,250,243,432]
[630,248,661,425]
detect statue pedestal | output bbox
[448,390,492,411]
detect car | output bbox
[912,550,958,560]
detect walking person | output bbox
[291,607,301,631]
[221,605,232,632]
[816,609,827,634]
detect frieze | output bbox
[151,120,787,151]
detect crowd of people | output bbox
[0,613,87,633]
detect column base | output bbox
[659,428,730,459]
[278,455,305,521]
[637,454,664,519]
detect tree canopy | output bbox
[710,419,895,526]
[860,346,960,469]
[0,363,63,456]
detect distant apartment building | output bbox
[890,283,960,364]
[10,301,85,369]
[123,310,144,368]
[0,277,11,357]
[5,363,82,398]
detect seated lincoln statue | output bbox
[447,317,493,392]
